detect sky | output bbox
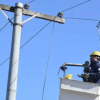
[0,0,100,100]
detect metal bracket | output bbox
[22,13,37,24]
[0,7,13,25]
[13,23,23,27]
[15,6,23,9]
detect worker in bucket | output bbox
[83,51,100,84]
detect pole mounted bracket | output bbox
[13,23,23,27]
[21,13,37,24]
[0,7,13,25]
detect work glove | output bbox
[81,73,89,79]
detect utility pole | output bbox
[0,2,65,100]
[5,3,23,100]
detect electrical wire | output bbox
[0,21,51,67]
[0,21,10,32]
[0,57,10,66]
[20,21,51,49]
[61,0,91,12]
[65,17,100,21]
[27,0,35,4]
[42,22,55,100]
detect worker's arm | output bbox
[89,67,100,79]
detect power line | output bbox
[42,22,55,100]
[0,21,10,32]
[62,0,91,12]
[20,21,51,49]
[65,17,100,21]
[0,21,51,67]
[27,0,35,4]
[0,57,10,66]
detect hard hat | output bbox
[64,74,72,79]
[90,51,100,57]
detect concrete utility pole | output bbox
[6,3,23,100]
[0,2,65,100]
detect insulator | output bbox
[24,3,29,9]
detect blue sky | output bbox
[0,0,100,100]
